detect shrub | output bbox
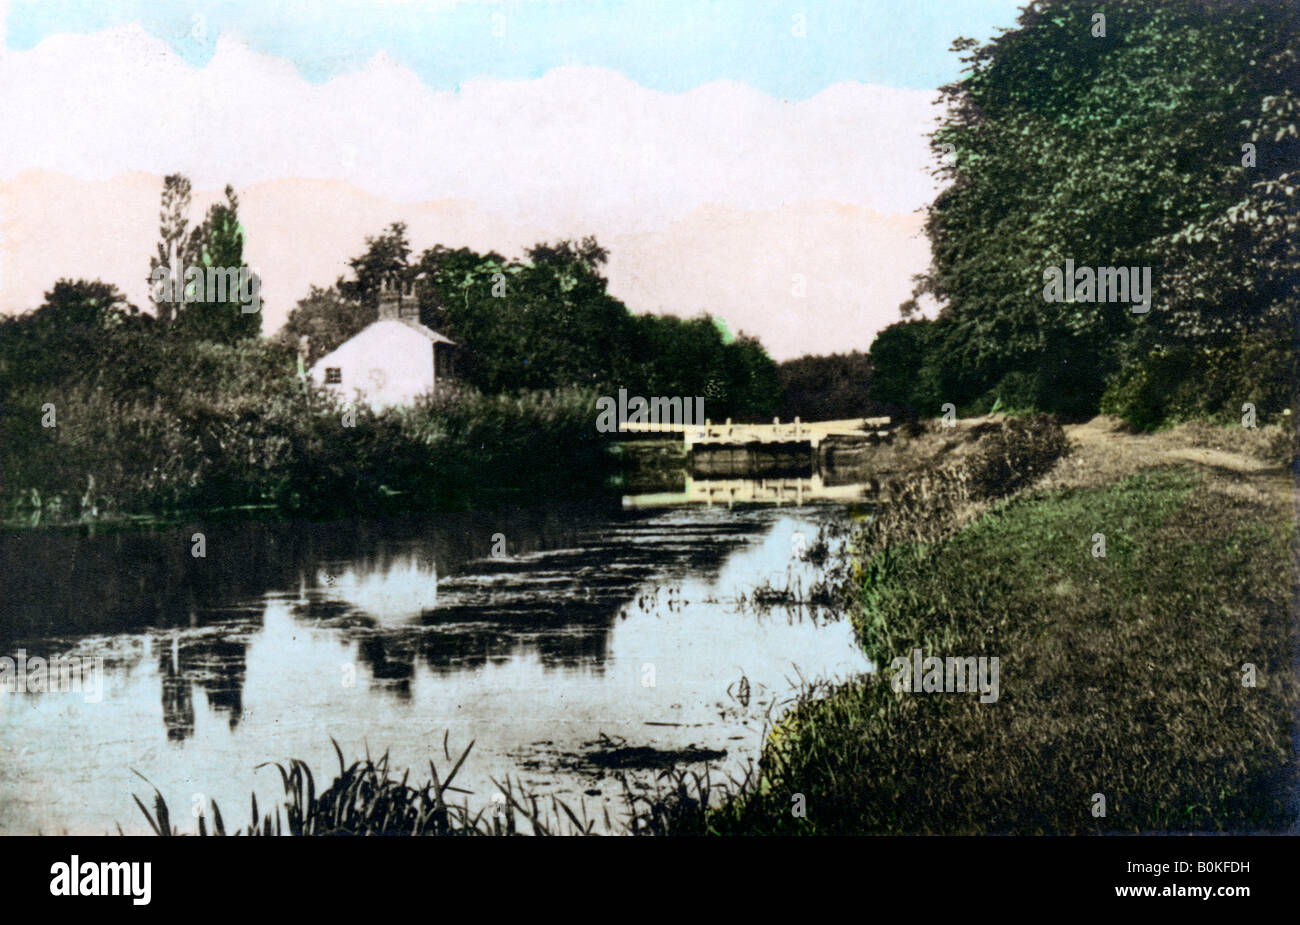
[1101,334,1294,431]
[857,415,1071,563]
[2,328,617,523]
[964,414,1071,498]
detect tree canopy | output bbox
[148,176,262,343]
[279,231,781,420]
[873,0,1298,423]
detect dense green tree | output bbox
[896,0,1298,421]
[413,245,539,390]
[777,351,883,421]
[721,333,783,421]
[172,185,262,344]
[0,280,148,394]
[621,313,776,420]
[339,221,412,307]
[868,320,942,414]
[277,285,374,366]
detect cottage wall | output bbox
[309,320,437,408]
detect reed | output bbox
[131,737,640,836]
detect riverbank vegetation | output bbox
[131,740,620,836]
[0,287,615,524]
[868,0,1297,430]
[652,417,1298,834]
[774,351,891,422]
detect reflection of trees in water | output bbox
[4,501,767,740]
[160,674,193,742]
[409,526,746,673]
[194,636,247,730]
[156,631,248,741]
[0,502,616,646]
[358,635,412,700]
[285,512,760,684]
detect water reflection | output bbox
[0,496,871,834]
[624,474,874,509]
[0,503,613,647]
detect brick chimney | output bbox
[399,277,420,322]
[377,277,400,320]
[402,273,427,322]
[378,277,420,322]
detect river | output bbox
[0,482,871,834]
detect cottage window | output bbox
[325,367,342,384]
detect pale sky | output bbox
[0,1,1023,358]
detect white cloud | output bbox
[0,24,938,227]
[0,24,941,358]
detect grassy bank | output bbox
[678,452,1296,834]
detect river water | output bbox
[0,487,871,834]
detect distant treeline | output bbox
[279,227,781,423]
[0,173,795,522]
[869,0,1297,428]
[775,351,894,422]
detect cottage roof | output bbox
[346,316,455,346]
[394,317,455,345]
[308,317,456,372]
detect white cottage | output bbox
[309,278,456,409]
